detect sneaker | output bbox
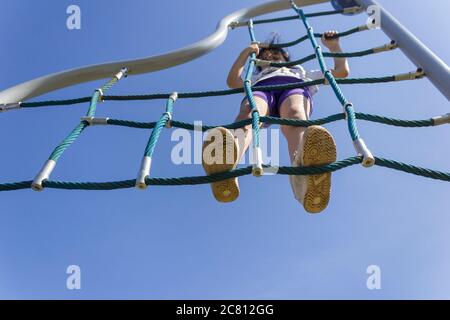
[202,127,240,203]
[289,125,337,213]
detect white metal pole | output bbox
[358,0,450,101]
[0,0,328,105]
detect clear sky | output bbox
[0,0,449,299]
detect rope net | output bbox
[1,2,449,192]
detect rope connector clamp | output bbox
[81,117,109,126]
[373,41,398,53]
[95,88,104,102]
[163,112,172,128]
[0,102,21,113]
[343,6,364,14]
[395,68,426,81]
[432,113,450,126]
[115,68,129,80]
[353,138,375,167]
[253,59,271,67]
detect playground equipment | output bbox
[0,0,449,192]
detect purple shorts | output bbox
[241,76,313,128]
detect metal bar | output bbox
[0,0,328,105]
[357,0,450,101]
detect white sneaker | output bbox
[289,125,337,213]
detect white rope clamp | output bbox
[432,113,450,126]
[343,102,353,120]
[372,41,398,53]
[95,88,104,102]
[0,102,21,113]
[358,24,370,31]
[115,67,128,80]
[253,59,271,67]
[165,92,178,128]
[169,92,178,102]
[31,159,56,191]
[163,112,172,128]
[135,156,152,189]
[353,138,375,167]
[252,145,264,177]
[343,6,364,14]
[81,116,109,126]
[395,68,425,81]
[322,70,333,85]
[229,21,244,29]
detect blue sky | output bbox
[0,0,449,299]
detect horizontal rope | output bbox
[1,156,449,192]
[104,112,436,131]
[18,73,422,109]
[269,45,395,67]
[268,26,365,49]
[237,8,347,27]
[21,97,92,108]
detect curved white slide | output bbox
[0,0,328,105]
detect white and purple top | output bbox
[252,64,323,96]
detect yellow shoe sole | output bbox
[202,127,240,203]
[302,126,337,213]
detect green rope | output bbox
[1,4,446,195]
[1,156,449,192]
[269,46,395,67]
[269,26,364,49]
[19,74,419,109]
[48,76,120,162]
[292,4,362,143]
[250,8,346,26]
[355,113,434,127]
[49,122,88,161]
[143,95,175,158]
[0,181,34,192]
[104,112,436,131]
[244,21,262,151]
[21,97,92,108]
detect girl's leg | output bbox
[201,96,268,203]
[233,96,269,162]
[279,94,311,162]
[279,94,337,214]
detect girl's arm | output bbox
[321,30,350,78]
[227,44,259,89]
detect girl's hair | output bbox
[255,32,291,72]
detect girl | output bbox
[202,31,349,213]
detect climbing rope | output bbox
[229,5,362,28]
[289,1,374,166]
[266,25,368,49]
[1,156,449,192]
[16,71,423,109]
[266,41,398,67]
[243,20,264,176]
[0,4,449,193]
[89,112,442,131]
[30,68,128,191]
